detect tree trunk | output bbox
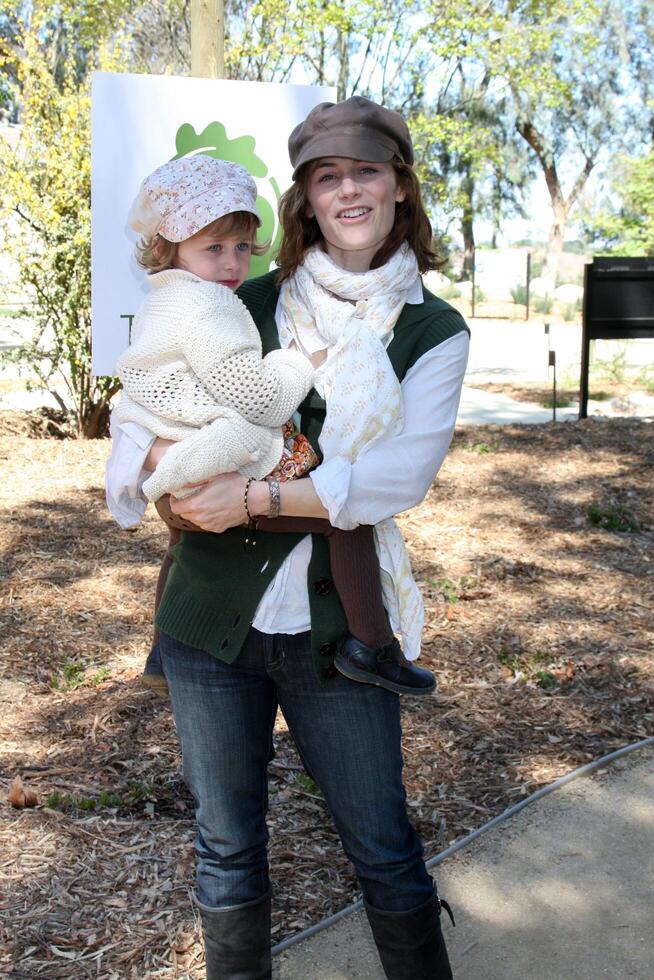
[516,118,594,292]
[491,171,501,250]
[541,199,567,294]
[337,32,349,101]
[82,397,112,439]
[461,169,475,280]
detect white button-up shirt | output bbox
[105,276,469,634]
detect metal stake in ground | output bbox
[549,349,557,422]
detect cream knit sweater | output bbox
[113,269,314,501]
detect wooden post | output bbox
[191,0,225,78]
[579,263,591,419]
[471,247,476,318]
[549,349,557,422]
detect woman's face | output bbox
[305,158,405,273]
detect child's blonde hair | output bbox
[136,211,268,274]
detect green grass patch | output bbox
[46,789,130,813]
[636,367,654,394]
[535,670,558,691]
[52,661,86,691]
[428,575,480,604]
[586,504,640,533]
[534,295,553,314]
[98,791,123,808]
[464,441,498,454]
[497,649,557,690]
[537,393,574,409]
[589,390,612,401]
[46,791,96,812]
[51,660,110,691]
[296,773,322,796]
[87,667,110,686]
[511,284,528,305]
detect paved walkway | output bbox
[3,315,652,424]
[274,746,654,979]
[457,385,578,425]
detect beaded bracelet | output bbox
[244,477,257,527]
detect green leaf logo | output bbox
[173,122,282,279]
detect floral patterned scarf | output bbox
[278,244,424,659]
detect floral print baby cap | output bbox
[128,155,261,243]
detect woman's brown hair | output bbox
[275,160,444,281]
[135,211,268,274]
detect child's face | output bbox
[174,224,252,290]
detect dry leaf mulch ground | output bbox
[465,379,639,407]
[0,415,652,978]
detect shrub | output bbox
[538,393,574,408]
[0,32,119,437]
[592,345,629,383]
[511,284,528,305]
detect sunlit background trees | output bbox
[1,0,652,434]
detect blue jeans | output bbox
[160,628,434,912]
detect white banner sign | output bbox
[473,248,530,301]
[91,72,335,375]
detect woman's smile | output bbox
[337,206,372,221]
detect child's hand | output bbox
[289,337,325,368]
[144,438,175,472]
[310,348,327,368]
[169,480,208,500]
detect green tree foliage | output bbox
[508,0,627,286]
[0,5,22,120]
[2,0,653,433]
[121,0,190,76]
[0,18,124,436]
[583,151,654,256]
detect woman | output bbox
[107,95,469,979]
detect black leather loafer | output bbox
[334,635,436,695]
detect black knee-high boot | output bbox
[198,891,272,980]
[364,889,455,980]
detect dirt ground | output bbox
[1,414,652,978]
[465,379,639,407]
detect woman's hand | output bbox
[168,469,328,532]
[144,437,175,472]
[168,472,268,533]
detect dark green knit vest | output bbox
[155,271,468,682]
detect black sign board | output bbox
[580,257,654,418]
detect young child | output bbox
[112,154,434,696]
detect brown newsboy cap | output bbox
[289,96,414,179]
